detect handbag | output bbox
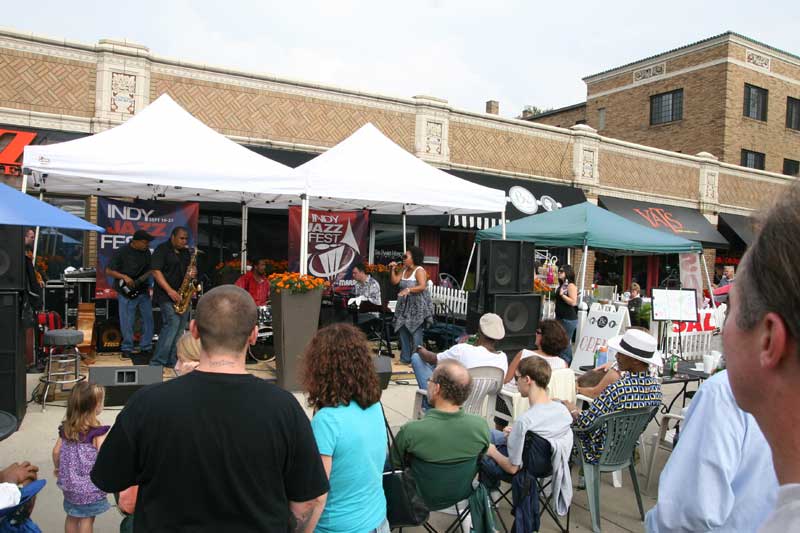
[381,404,429,528]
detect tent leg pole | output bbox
[21,174,27,193]
[32,191,43,262]
[475,239,482,292]
[462,241,476,290]
[578,242,588,306]
[241,204,248,274]
[300,196,309,275]
[402,209,407,252]
[501,208,507,240]
[700,251,717,311]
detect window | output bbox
[784,158,800,177]
[741,149,766,170]
[369,224,418,264]
[650,89,683,125]
[743,84,768,121]
[787,97,800,130]
[598,108,606,130]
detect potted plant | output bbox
[269,272,328,390]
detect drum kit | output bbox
[257,305,272,342]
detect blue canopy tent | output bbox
[474,202,711,306]
[0,183,103,232]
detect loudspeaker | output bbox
[95,320,122,353]
[466,292,542,353]
[0,226,25,291]
[88,365,163,407]
[481,240,536,294]
[0,291,26,424]
[374,355,392,391]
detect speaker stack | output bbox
[0,226,28,425]
[467,239,541,354]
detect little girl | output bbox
[52,382,110,532]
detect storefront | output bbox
[715,212,754,281]
[597,196,729,294]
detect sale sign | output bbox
[288,206,369,291]
[95,198,199,298]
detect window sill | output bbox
[742,115,768,124]
[649,119,683,128]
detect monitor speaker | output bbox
[481,240,536,294]
[88,365,163,407]
[0,226,25,291]
[0,291,26,424]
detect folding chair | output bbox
[401,452,490,533]
[413,366,504,423]
[489,432,571,533]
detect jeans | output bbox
[480,430,512,488]
[150,302,189,368]
[398,326,423,364]
[411,352,435,409]
[369,518,390,533]
[558,318,578,366]
[117,294,153,354]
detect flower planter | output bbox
[272,288,322,391]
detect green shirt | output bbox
[391,408,490,467]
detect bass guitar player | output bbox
[106,230,155,360]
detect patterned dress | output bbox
[57,425,110,505]
[393,267,434,334]
[574,372,661,464]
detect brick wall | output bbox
[702,248,716,291]
[722,61,800,174]
[586,63,728,158]
[0,49,95,118]
[528,105,587,129]
[598,148,699,200]
[718,171,787,210]
[572,247,595,292]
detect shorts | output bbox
[63,496,110,518]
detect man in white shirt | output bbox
[724,183,800,532]
[412,313,508,399]
[645,370,777,532]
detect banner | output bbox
[96,198,199,299]
[679,252,704,311]
[288,206,369,291]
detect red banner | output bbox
[288,206,369,291]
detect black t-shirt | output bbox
[91,371,329,533]
[151,241,190,304]
[108,244,151,279]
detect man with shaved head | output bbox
[91,286,329,532]
[390,360,489,466]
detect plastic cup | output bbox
[703,354,715,374]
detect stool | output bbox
[39,329,86,411]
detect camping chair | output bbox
[644,411,686,493]
[489,432,571,533]
[572,406,658,533]
[413,366,504,422]
[402,452,490,533]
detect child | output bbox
[52,382,110,533]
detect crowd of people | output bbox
[4,183,800,532]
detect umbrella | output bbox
[0,183,103,232]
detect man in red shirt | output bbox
[235,257,270,306]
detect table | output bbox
[0,410,18,441]
[660,361,707,414]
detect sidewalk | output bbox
[1,366,693,532]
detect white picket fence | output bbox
[427,283,468,319]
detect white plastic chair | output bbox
[413,365,504,424]
[644,410,687,493]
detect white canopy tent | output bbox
[292,123,508,273]
[22,94,301,269]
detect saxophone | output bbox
[174,248,199,314]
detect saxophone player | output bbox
[150,227,196,371]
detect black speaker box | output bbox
[96,320,122,353]
[0,291,26,424]
[88,365,163,407]
[480,240,536,294]
[0,226,25,291]
[465,292,542,354]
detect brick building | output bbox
[528,32,800,177]
[0,28,793,296]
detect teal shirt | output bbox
[311,401,387,533]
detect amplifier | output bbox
[88,365,162,406]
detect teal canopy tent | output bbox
[473,202,711,307]
[475,201,701,254]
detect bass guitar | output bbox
[116,271,152,299]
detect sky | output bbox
[5,0,799,118]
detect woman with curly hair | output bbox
[302,324,389,533]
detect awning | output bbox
[718,212,755,247]
[599,196,729,248]
[409,170,586,229]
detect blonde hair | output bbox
[177,332,202,362]
[630,282,641,293]
[62,382,105,442]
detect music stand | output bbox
[651,288,698,364]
